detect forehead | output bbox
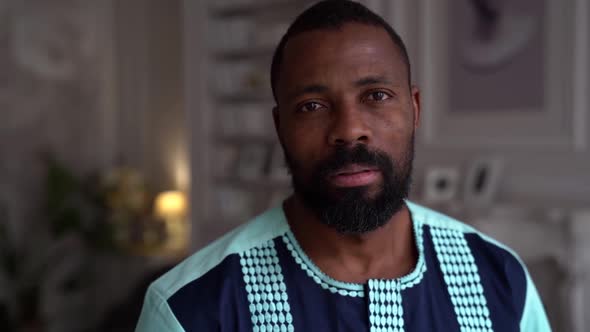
[277,23,407,97]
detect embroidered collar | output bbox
[280,204,427,298]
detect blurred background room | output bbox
[0,0,588,331]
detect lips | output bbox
[332,164,378,175]
[327,164,381,187]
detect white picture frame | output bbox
[417,0,588,150]
[236,144,267,180]
[423,166,460,204]
[463,156,503,208]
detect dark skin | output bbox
[273,23,421,283]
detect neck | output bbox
[283,195,418,283]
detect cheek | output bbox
[371,111,415,155]
[280,122,325,170]
[374,110,414,138]
[281,113,327,149]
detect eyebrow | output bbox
[288,84,328,101]
[287,76,394,101]
[353,76,392,87]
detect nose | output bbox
[327,102,371,146]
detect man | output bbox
[136,1,551,331]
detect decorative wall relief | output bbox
[459,0,539,70]
[419,0,584,148]
[450,0,544,113]
[13,7,77,80]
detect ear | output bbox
[410,85,421,130]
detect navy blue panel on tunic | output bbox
[167,254,253,332]
[465,233,527,332]
[274,237,369,332]
[401,224,461,332]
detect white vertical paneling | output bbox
[386,0,419,83]
[569,209,590,332]
[418,0,446,145]
[95,0,118,168]
[573,0,589,151]
[184,0,213,250]
[360,0,385,13]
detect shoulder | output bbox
[408,201,526,284]
[408,201,526,298]
[407,201,551,330]
[407,200,523,263]
[151,206,289,299]
[136,206,289,331]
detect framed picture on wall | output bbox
[463,156,503,208]
[417,0,588,149]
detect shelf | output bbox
[202,0,304,246]
[210,0,308,18]
[216,176,290,190]
[214,93,274,104]
[216,134,277,145]
[213,46,275,61]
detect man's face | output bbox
[273,23,420,234]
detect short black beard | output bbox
[285,140,414,234]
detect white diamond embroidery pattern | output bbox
[240,240,294,332]
[430,227,493,332]
[368,279,405,332]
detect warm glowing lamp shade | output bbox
[155,191,187,219]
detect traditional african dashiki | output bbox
[136,201,551,332]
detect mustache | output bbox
[315,145,393,178]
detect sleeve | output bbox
[519,272,552,332]
[135,285,186,332]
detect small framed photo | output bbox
[241,104,273,137]
[211,62,249,96]
[216,105,238,136]
[463,157,504,208]
[212,144,239,178]
[252,21,289,49]
[236,144,267,180]
[213,186,253,220]
[208,17,252,52]
[423,167,460,204]
[268,142,290,182]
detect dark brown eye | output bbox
[367,91,390,101]
[298,102,323,113]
